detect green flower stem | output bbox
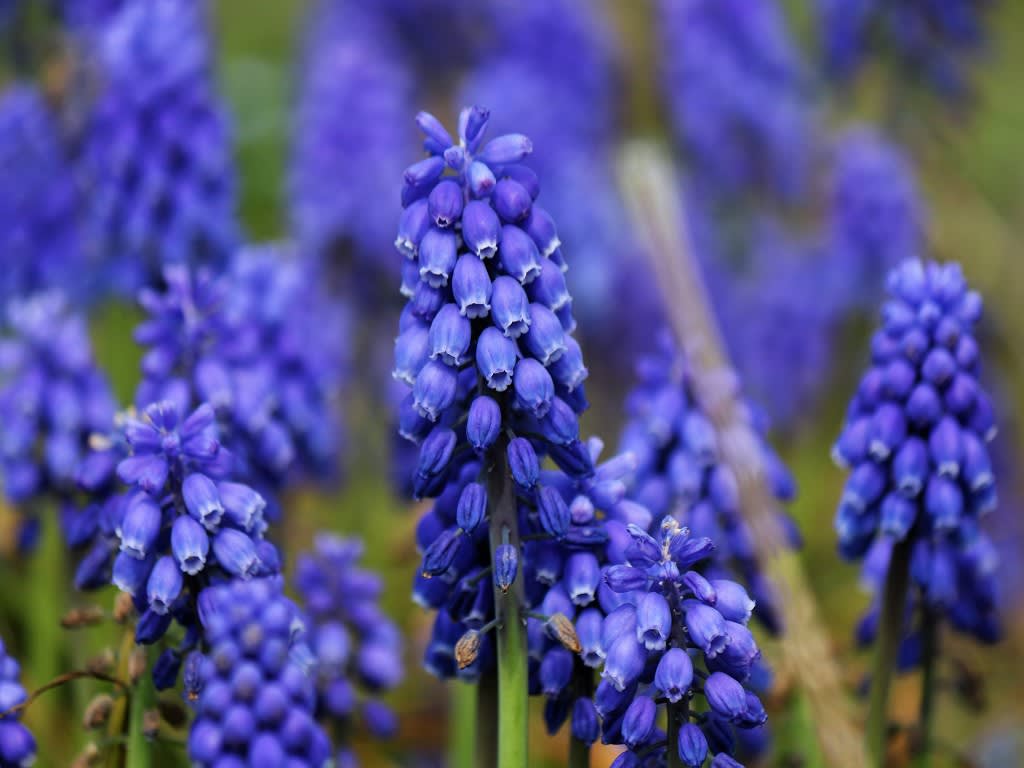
[449,680,477,768]
[478,672,498,768]
[104,628,137,768]
[25,509,65,754]
[569,733,589,768]
[867,537,912,768]
[125,645,153,768]
[914,606,939,768]
[486,434,528,768]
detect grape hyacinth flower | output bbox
[818,0,992,98]
[0,637,36,768]
[187,578,331,767]
[134,249,345,501]
[0,293,115,550]
[620,331,798,633]
[77,0,237,293]
[657,0,814,202]
[295,534,404,763]
[396,106,595,765]
[109,399,278,646]
[521,438,655,748]
[833,259,999,761]
[596,517,767,766]
[460,0,631,330]
[290,1,415,285]
[0,86,86,307]
[823,129,924,311]
[703,219,840,428]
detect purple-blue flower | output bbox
[290,2,415,283]
[187,578,331,767]
[658,0,814,201]
[0,86,87,306]
[294,534,404,750]
[818,0,991,97]
[0,637,36,768]
[0,293,115,548]
[77,0,237,292]
[835,259,1000,646]
[619,331,798,633]
[593,517,767,765]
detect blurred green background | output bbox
[2,0,1023,766]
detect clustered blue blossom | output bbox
[186,578,332,767]
[395,107,597,677]
[134,249,345,501]
[818,0,991,97]
[295,534,404,765]
[460,0,628,328]
[657,0,813,202]
[824,129,924,311]
[596,518,767,767]
[0,637,36,768]
[699,219,840,428]
[77,0,237,293]
[0,293,115,544]
[620,331,798,634]
[0,86,85,306]
[834,259,1000,647]
[524,438,648,739]
[89,399,279,648]
[290,2,414,282]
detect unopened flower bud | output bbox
[82,694,115,730]
[455,630,481,670]
[546,613,580,653]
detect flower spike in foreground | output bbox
[595,517,767,766]
[187,578,331,766]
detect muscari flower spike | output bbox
[834,259,1000,647]
[134,249,345,499]
[0,85,87,307]
[817,0,991,98]
[657,0,813,202]
[0,636,36,768]
[77,0,237,293]
[823,128,924,312]
[94,398,279,649]
[619,331,799,634]
[290,1,415,283]
[595,517,767,767]
[460,0,629,329]
[295,534,404,764]
[186,578,332,767]
[0,292,115,549]
[397,106,603,679]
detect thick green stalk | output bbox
[477,672,498,768]
[449,680,477,768]
[913,607,940,768]
[867,538,912,768]
[125,653,153,768]
[486,435,528,768]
